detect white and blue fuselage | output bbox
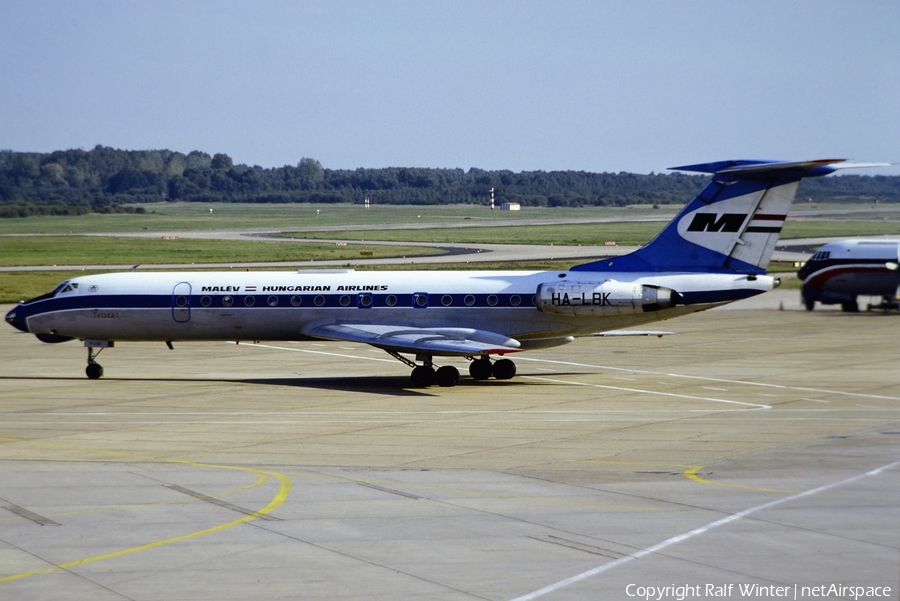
[8,269,775,345]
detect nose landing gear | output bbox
[84,340,113,379]
[86,361,104,380]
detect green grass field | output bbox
[0,236,440,267]
[0,202,674,234]
[780,219,900,238]
[3,200,893,235]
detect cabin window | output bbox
[314,295,325,306]
[267,296,279,307]
[244,296,255,307]
[441,295,452,306]
[340,295,351,306]
[222,296,233,307]
[487,295,498,306]
[291,296,302,306]
[174,295,188,307]
[358,294,373,308]
[385,295,397,306]
[464,295,475,306]
[510,295,521,306]
[414,293,428,308]
[200,296,212,307]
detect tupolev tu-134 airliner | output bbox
[5,159,884,386]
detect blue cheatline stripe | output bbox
[17,292,540,317]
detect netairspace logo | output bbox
[625,583,892,600]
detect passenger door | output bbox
[172,282,192,323]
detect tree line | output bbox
[1,146,898,218]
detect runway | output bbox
[1,303,898,600]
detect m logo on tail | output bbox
[686,213,746,233]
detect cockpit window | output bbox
[810,251,831,261]
[24,280,70,304]
[52,281,70,296]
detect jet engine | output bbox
[536,281,679,316]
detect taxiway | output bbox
[1,303,898,600]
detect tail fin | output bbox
[572,159,847,274]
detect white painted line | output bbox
[802,398,829,404]
[509,460,900,601]
[522,376,770,410]
[517,357,900,402]
[0,409,785,417]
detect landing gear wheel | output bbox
[410,365,436,388]
[435,365,460,387]
[469,359,493,381]
[86,363,104,379]
[804,298,815,311]
[492,358,516,380]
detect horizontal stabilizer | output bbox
[830,162,893,170]
[670,159,848,179]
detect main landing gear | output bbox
[468,357,516,381]
[385,351,516,388]
[411,364,459,388]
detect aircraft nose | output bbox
[5,306,28,332]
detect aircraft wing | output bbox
[305,323,523,356]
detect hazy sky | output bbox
[2,1,898,174]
